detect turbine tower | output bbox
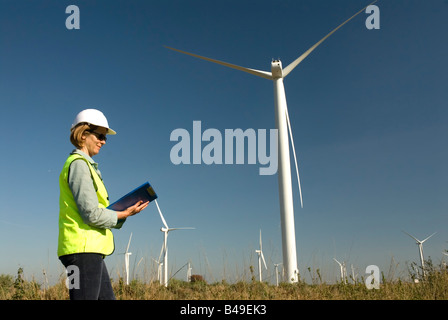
[121,233,132,285]
[255,229,267,282]
[403,231,436,278]
[187,261,192,282]
[166,1,376,283]
[350,264,358,284]
[274,263,283,286]
[154,199,195,287]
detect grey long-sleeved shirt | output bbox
[68,149,121,229]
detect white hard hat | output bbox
[71,109,116,135]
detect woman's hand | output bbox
[117,200,149,220]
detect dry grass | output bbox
[2,263,448,300]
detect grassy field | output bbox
[1,261,448,300]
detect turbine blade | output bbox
[285,106,303,208]
[259,229,262,250]
[154,199,169,229]
[168,227,195,231]
[165,46,273,80]
[422,232,437,243]
[137,257,143,265]
[158,239,166,263]
[402,230,420,243]
[126,232,133,253]
[283,0,378,77]
[261,251,267,269]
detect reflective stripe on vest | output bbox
[58,154,114,257]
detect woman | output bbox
[58,109,149,300]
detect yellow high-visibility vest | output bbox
[58,154,114,257]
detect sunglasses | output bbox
[87,130,107,142]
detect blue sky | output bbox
[0,0,447,286]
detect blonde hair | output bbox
[70,123,99,149]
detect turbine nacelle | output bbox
[271,60,283,79]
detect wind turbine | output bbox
[403,231,436,278]
[274,263,283,286]
[154,199,195,287]
[187,261,192,282]
[151,249,164,284]
[134,256,144,282]
[255,229,268,282]
[350,264,358,284]
[165,1,377,283]
[333,258,347,284]
[121,233,132,285]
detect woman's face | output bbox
[81,127,108,157]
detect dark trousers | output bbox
[59,253,116,300]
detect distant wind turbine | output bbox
[120,233,132,285]
[403,231,436,278]
[166,0,377,283]
[187,261,192,282]
[154,199,195,287]
[255,229,268,282]
[152,245,164,284]
[134,256,144,281]
[151,257,163,284]
[350,264,358,284]
[274,263,283,286]
[333,258,347,284]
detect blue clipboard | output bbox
[107,182,158,211]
